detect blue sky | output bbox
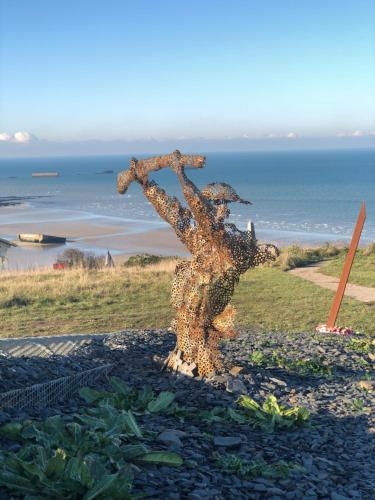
[0,0,374,155]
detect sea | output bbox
[1,148,375,245]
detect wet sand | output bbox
[0,205,187,270]
[0,204,352,271]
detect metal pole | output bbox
[326,201,366,328]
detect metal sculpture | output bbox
[118,151,279,377]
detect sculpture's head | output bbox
[201,182,252,223]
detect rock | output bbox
[230,366,244,376]
[331,493,351,500]
[158,430,184,448]
[213,436,242,448]
[269,377,287,387]
[226,377,247,394]
[151,354,164,368]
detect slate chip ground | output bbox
[0,329,374,499]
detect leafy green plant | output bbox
[249,351,332,378]
[235,395,310,432]
[79,377,176,415]
[350,398,365,412]
[215,453,304,479]
[346,338,375,355]
[0,379,183,499]
[249,351,267,365]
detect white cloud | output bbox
[286,132,297,139]
[0,133,11,142]
[14,131,33,143]
[0,131,36,144]
[336,130,369,137]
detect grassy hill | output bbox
[1,255,374,338]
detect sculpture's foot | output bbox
[162,349,199,377]
[162,347,223,378]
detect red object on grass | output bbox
[53,262,66,270]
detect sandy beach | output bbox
[0,202,354,271]
[0,204,188,270]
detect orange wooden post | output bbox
[326,201,366,328]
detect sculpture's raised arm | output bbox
[117,151,205,246]
[117,150,205,195]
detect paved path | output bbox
[289,264,375,303]
[0,332,108,358]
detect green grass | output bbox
[321,249,375,288]
[1,263,375,339]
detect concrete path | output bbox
[0,332,108,358]
[289,264,375,303]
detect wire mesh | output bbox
[0,364,113,410]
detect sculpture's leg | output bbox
[167,263,237,377]
[165,313,222,377]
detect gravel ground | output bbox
[0,329,374,499]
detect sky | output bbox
[0,0,374,156]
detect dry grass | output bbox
[1,257,375,338]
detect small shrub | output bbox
[275,243,341,271]
[362,242,375,256]
[58,248,105,269]
[123,254,178,268]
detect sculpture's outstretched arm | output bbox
[174,166,218,233]
[141,178,193,244]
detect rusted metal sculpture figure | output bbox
[118,151,279,377]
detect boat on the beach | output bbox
[32,172,60,177]
[18,234,66,244]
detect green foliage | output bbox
[350,398,365,412]
[249,350,333,377]
[321,247,375,287]
[215,453,304,479]
[346,337,375,354]
[275,244,341,271]
[0,378,182,499]
[361,242,375,256]
[123,254,177,268]
[236,395,310,432]
[79,377,176,415]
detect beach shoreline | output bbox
[0,203,361,271]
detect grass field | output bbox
[321,248,375,288]
[1,258,374,339]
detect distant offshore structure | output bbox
[32,172,60,177]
